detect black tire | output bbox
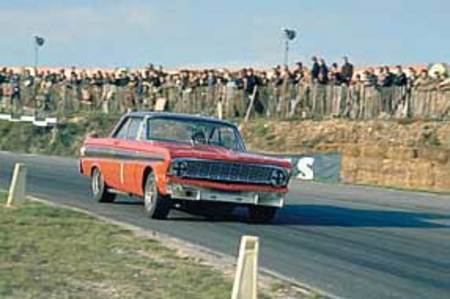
[91,168,116,203]
[248,206,278,223]
[143,172,171,219]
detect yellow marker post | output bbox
[231,235,259,299]
[6,163,27,207]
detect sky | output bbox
[0,0,448,69]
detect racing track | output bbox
[0,151,449,299]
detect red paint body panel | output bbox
[80,126,292,199]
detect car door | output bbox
[103,116,132,190]
[115,116,144,193]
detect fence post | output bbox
[244,86,258,122]
[6,163,27,207]
[231,235,259,299]
[217,101,223,119]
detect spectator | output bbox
[407,67,418,88]
[414,69,432,88]
[244,68,260,96]
[311,56,320,82]
[329,62,343,85]
[394,65,407,86]
[292,62,304,84]
[317,58,329,84]
[379,66,395,87]
[10,71,21,113]
[363,68,378,86]
[341,56,354,84]
[207,70,217,87]
[271,67,283,86]
[0,59,447,121]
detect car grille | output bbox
[183,159,278,185]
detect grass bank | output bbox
[0,194,234,299]
[0,113,120,156]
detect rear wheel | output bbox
[143,173,171,219]
[248,206,278,223]
[91,168,116,203]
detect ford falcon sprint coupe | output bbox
[79,112,292,222]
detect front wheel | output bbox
[143,173,171,219]
[248,206,278,223]
[91,168,116,203]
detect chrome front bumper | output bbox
[167,183,284,208]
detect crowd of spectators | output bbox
[0,57,449,120]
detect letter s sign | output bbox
[296,157,314,180]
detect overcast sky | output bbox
[0,0,448,68]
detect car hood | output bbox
[153,141,291,169]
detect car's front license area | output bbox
[167,182,285,207]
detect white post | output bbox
[231,235,259,299]
[6,163,27,207]
[217,101,224,119]
[244,86,258,122]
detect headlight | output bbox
[170,160,188,177]
[270,169,288,187]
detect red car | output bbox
[79,112,292,222]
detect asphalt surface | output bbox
[0,151,449,299]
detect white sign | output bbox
[296,157,315,180]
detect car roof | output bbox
[126,111,237,127]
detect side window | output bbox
[139,119,147,140]
[126,117,142,140]
[114,117,131,139]
[209,128,220,144]
[209,127,238,149]
[220,128,237,148]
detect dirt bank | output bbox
[241,119,450,192]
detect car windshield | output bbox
[147,117,244,151]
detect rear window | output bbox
[114,117,143,140]
[114,118,131,139]
[126,118,142,140]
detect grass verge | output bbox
[0,194,316,299]
[0,193,234,299]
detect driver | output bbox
[191,130,207,145]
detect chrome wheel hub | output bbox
[144,179,156,210]
[92,171,102,195]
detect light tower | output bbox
[33,35,45,69]
[281,28,297,67]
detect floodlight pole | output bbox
[282,28,296,67]
[284,38,289,67]
[34,43,39,69]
